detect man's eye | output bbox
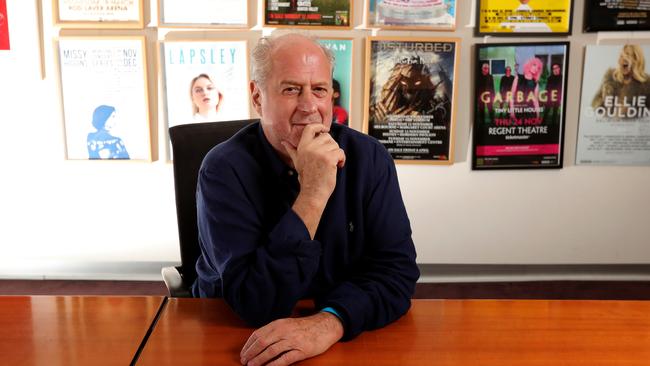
[314,88,328,96]
[283,87,300,94]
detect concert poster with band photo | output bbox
[576,45,650,166]
[264,0,351,28]
[473,42,569,170]
[477,0,573,36]
[584,1,650,32]
[364,37,459,164]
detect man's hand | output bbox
[283,123,346,239]
[240,312,344,366]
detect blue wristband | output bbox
[320,306,342,320]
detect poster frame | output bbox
[583,1,650,32]
[576,44,650,166]
[365,0,456,31]
[159,38,251,161]
[262,0,353,29]
[53,0,145,29]
[56,36,152,161]
[157,0,249,29]
[471,41,570,170]
[363,35,460,165]
[475,0,574,37]
[317,37,354,128]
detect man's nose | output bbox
[297,91,317,113]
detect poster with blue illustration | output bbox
[58,37,151,161]
[318,38,353,126]
[366,0,456,30]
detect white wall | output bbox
[0,0,648,280]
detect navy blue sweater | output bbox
[192,122,419,340]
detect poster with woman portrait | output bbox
[584,1,650,32]
[477,0,573,36]
[576,45,650,166]
[264,0,352,28]
[54,0,144,28]
[161,40,249,158]
[317,38,352,126]
[158,0,248,28]
[57,37,151,161]
[473,42,569,170]
[366,0,456,30]
[364,37,459,164]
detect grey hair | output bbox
[251,33,335,87]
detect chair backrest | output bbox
[169,119,257,285]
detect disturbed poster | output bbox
[365,37,458,163]
[473,42,569,169]
[576,45,650,165]
[264,0,351,27]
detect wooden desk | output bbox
[0,296,164,365]
[137,298,650,365]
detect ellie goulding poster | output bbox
[473,42,569,170]
[364,37,459,164]
[576,45,650,166]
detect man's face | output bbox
[251,37,333,163]
[505,67,511,76]
[552,64,561,76]
[482,63,489,75]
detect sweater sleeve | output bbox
[195,154,322,326]
[319,143,420,340]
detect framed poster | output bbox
[576,45,650,166]
[584,1,650,32]
[476,0,573,36]
[318,38,353,126]
[364,37,459,164]
[161,40,250,158]
[53,0,144,28]
[264,0,352,29]
[366,0,456,30]
[0,0,9,50]
[57,37,151,161]
[158,0,248,28]
[472,42,569,170]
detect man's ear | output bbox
[250,81,263,116]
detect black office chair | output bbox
[162,119,257,297]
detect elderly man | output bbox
[192,33,419,366]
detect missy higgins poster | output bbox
[576,45,650,166]
[0,0,9,50]
[264,0,351,28]
[318,38,353,126]
[365,37,458,164]
[161,40,250,134]
[584,1,650,32]
[366,0,456,30]
[58,37,151,161]
[477,0,573,35]
[55,0,143,26]
[159,0,247,27]
[473,42,569,170]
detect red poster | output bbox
[0,0,9,51]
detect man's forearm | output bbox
[292,192,328,239]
